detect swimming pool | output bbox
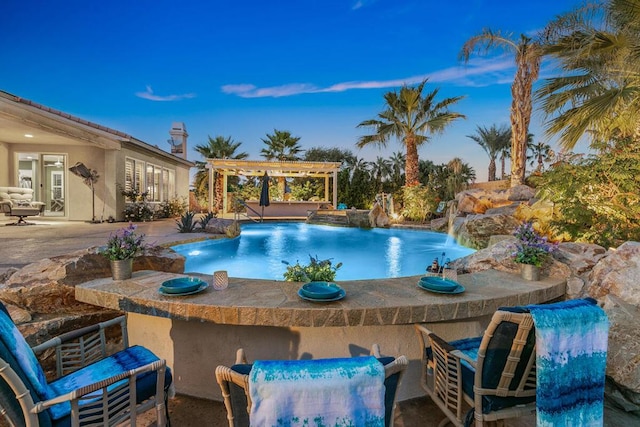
[172,222,475,281]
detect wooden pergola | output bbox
[206,159,342,215]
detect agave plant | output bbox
[176,211,197,233]
[198,211,216,230]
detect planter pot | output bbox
[520,264,540,281]
[110,259,133,281]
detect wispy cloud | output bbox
[351,0,377,10]
[221,57,516,98]
[135,85,196,101]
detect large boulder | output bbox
[506,184,536,201]
[454,214,521,250]
[1,246,184,314]
[368,202,390,227]
[587,242,640,306]
[205,218,240,237]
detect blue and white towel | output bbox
[249,356,385,427]
[528,298,609,427]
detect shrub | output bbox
[198,211,216,229]
[157,196,188,218]
[512,222,557,267]
[400,185,439,222]
[176,211,197,233]
[282,255,342,282]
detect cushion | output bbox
[47,345,172,421]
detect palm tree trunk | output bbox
[509,53,537,187]
[405,135,420,186]
[214,171,224,212]
[488,158,497,181]
[501,156,506,179]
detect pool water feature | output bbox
[172,222,475,281]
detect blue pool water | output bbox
[172,222,475,281]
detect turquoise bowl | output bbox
[161,277,203,294]
[300,282,341,299]
[419,276,459,292]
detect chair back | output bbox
[0,303,54,426]
[215,350,407,427]
[473,308,537,415]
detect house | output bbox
[0,90,193,222]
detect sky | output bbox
[1,0,587,182]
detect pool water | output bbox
[172,222,475,281]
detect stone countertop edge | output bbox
[75,269,566,328]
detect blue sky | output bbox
[1,0,583,181]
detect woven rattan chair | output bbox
[0,302,172,426]
[415,309,537,427]
[215,344,408,427]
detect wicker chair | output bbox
[0,302,172,426]
[415,308,537,427]
[215,344,408,427]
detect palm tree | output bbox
[466,124,511,181]
[527,142,553,173]
[260,129,303,161]
[193,136,248,211]
[538,0,640,150]
[498,141,511,180]
[461,30,543,187]
[357,80,465,187]
[389,151,406,190]
[261,129,303,196]
[369,157,392,192]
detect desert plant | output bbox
[198,211,216,229]
[282,255,343,282]
[176,211,197,233]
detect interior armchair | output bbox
[0,302,172,426]
[0,187,45,225]
[215,344,408,427]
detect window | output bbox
[125,157,176,202]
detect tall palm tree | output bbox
[357,80,465,187]
[461,30,543,187]
[498,141,511,180]
[194,136,248,211]
[538,0,640,150]
[260,129,303,196]
[527,141,553,173]
[466,124,511,181]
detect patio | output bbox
[0,218,628,426]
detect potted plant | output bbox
[282,255,342,282]
[512,221,556,281]
[100,223,146,280]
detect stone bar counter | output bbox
[76,270,565,401]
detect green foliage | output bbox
[157,196,188,218]
[537,139,640,247]
[282,255,343,282]
[289,181,322,201]
[198,211,216,229]
[400,185,439,222]
[101,223,146,260]
[121,188,154,222]
[176,211,197,233]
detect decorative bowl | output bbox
[161,277,204,294]
[300,282,342,299]
[419,276,459,292]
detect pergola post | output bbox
[332,170,337,207]
[222,172,228,216]
[206,164,214,213]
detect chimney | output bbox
[168,122,188,159]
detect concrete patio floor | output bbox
[0,217,630,426]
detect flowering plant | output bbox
[101,223,146,260]
[512,222,556,267]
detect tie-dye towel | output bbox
[249,355,385,427]
[528,298,609,427]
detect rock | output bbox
[457,192,491,214]
[430,217,448,232]
[205,218,239,235]
[450,238,572,280]
[6,303,31,324]
[0,267,18,284]
[599,295,640,400]
[487,234,513,247]
[587,242,640,306]
[484,203,520,216]
[1,246,184,314]
[553,242,607,277]
[368,202,389,227]
[506,185,536,201]
[565,276,586,299]
[454,214,521,249]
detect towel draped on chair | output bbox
[249,355,386,427]
[528,298,609,427]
